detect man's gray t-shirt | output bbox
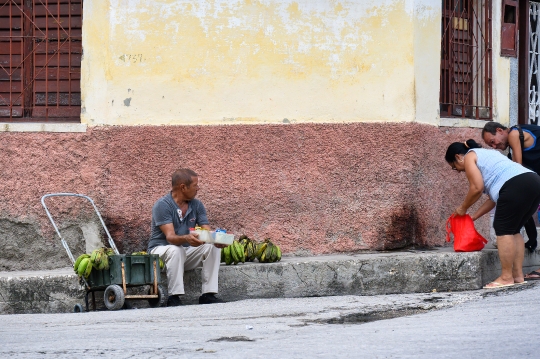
[147,193,209,252]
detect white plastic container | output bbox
[190,229,213,243]
[198,230,213,243]
[214,232,234,245]
[189,229,234,245]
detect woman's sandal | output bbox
[524,271,540,280]
[483,281,516,289]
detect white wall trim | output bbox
[0,123,87,133]
[439,118,489,128]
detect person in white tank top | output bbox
[445,139,540,289]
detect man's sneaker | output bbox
[167,295,183,307]
[199,293,225,304]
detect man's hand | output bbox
[184,233,205,247]
[159,223,205,246]
[214,243,228,249]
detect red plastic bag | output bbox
[446,214,488,252]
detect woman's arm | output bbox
[470,199,496,221]
[454,152,485,216]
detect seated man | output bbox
[148,168,226,306]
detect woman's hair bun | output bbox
[464,139,481,149]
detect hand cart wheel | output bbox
[104,284,125,310]
[148,284,168,308]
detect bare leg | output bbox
[490,235,516,286]
[513,233,525,283]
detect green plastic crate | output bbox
[86,254,161,288]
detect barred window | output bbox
[0,0,82,122]
[440,0,492,119]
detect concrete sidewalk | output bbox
[1,246,539,315]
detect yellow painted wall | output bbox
[81,0,443,126]
[413,2,441,125]
[78,1,515,127]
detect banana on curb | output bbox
[266,244,272,262]
[251,242,258,261]
[275,245,282,261]
[260,244,268,263]
[238,244,246,263]
[268,244,275,262]
[245,241,254,262]
[230,241,240,264]
[264,243,273,263]
[245,242,251,261]
[255,242,267,260]
[221,248,225,263]
[243,242,248,259]
[236,240,244,263]
[237,242,245,263]
[250,242,255,260]
[224,246,233,265]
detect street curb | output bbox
[1,247,539,314]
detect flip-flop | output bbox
[483,281,516,289]
[514,281,528,285]
[524,271,540,280]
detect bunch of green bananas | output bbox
[256,239,282,263]
[132,250,165,269]
[73,253,93,278]
[239,235,258,262]
[90,248,110,271]
[219,235,283,264]
[221,240,245,265]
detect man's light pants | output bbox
[150,244,221,296]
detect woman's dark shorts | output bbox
[494,172,540,236]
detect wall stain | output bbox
[124,98,132,106]
[103,216,149,254]
[381,204,426,250]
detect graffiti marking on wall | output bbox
[118,54,145,63]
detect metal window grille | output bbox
[0,0,82,122]
[529,2,540,125]
[440,0,492,119]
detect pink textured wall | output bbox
[0,123,488,269]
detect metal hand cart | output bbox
[41,193,168,312]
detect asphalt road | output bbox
[1,282,539,358]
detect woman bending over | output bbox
[445,139,540,288]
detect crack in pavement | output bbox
[304,308,429,325]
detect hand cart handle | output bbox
[41,193,121,264]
